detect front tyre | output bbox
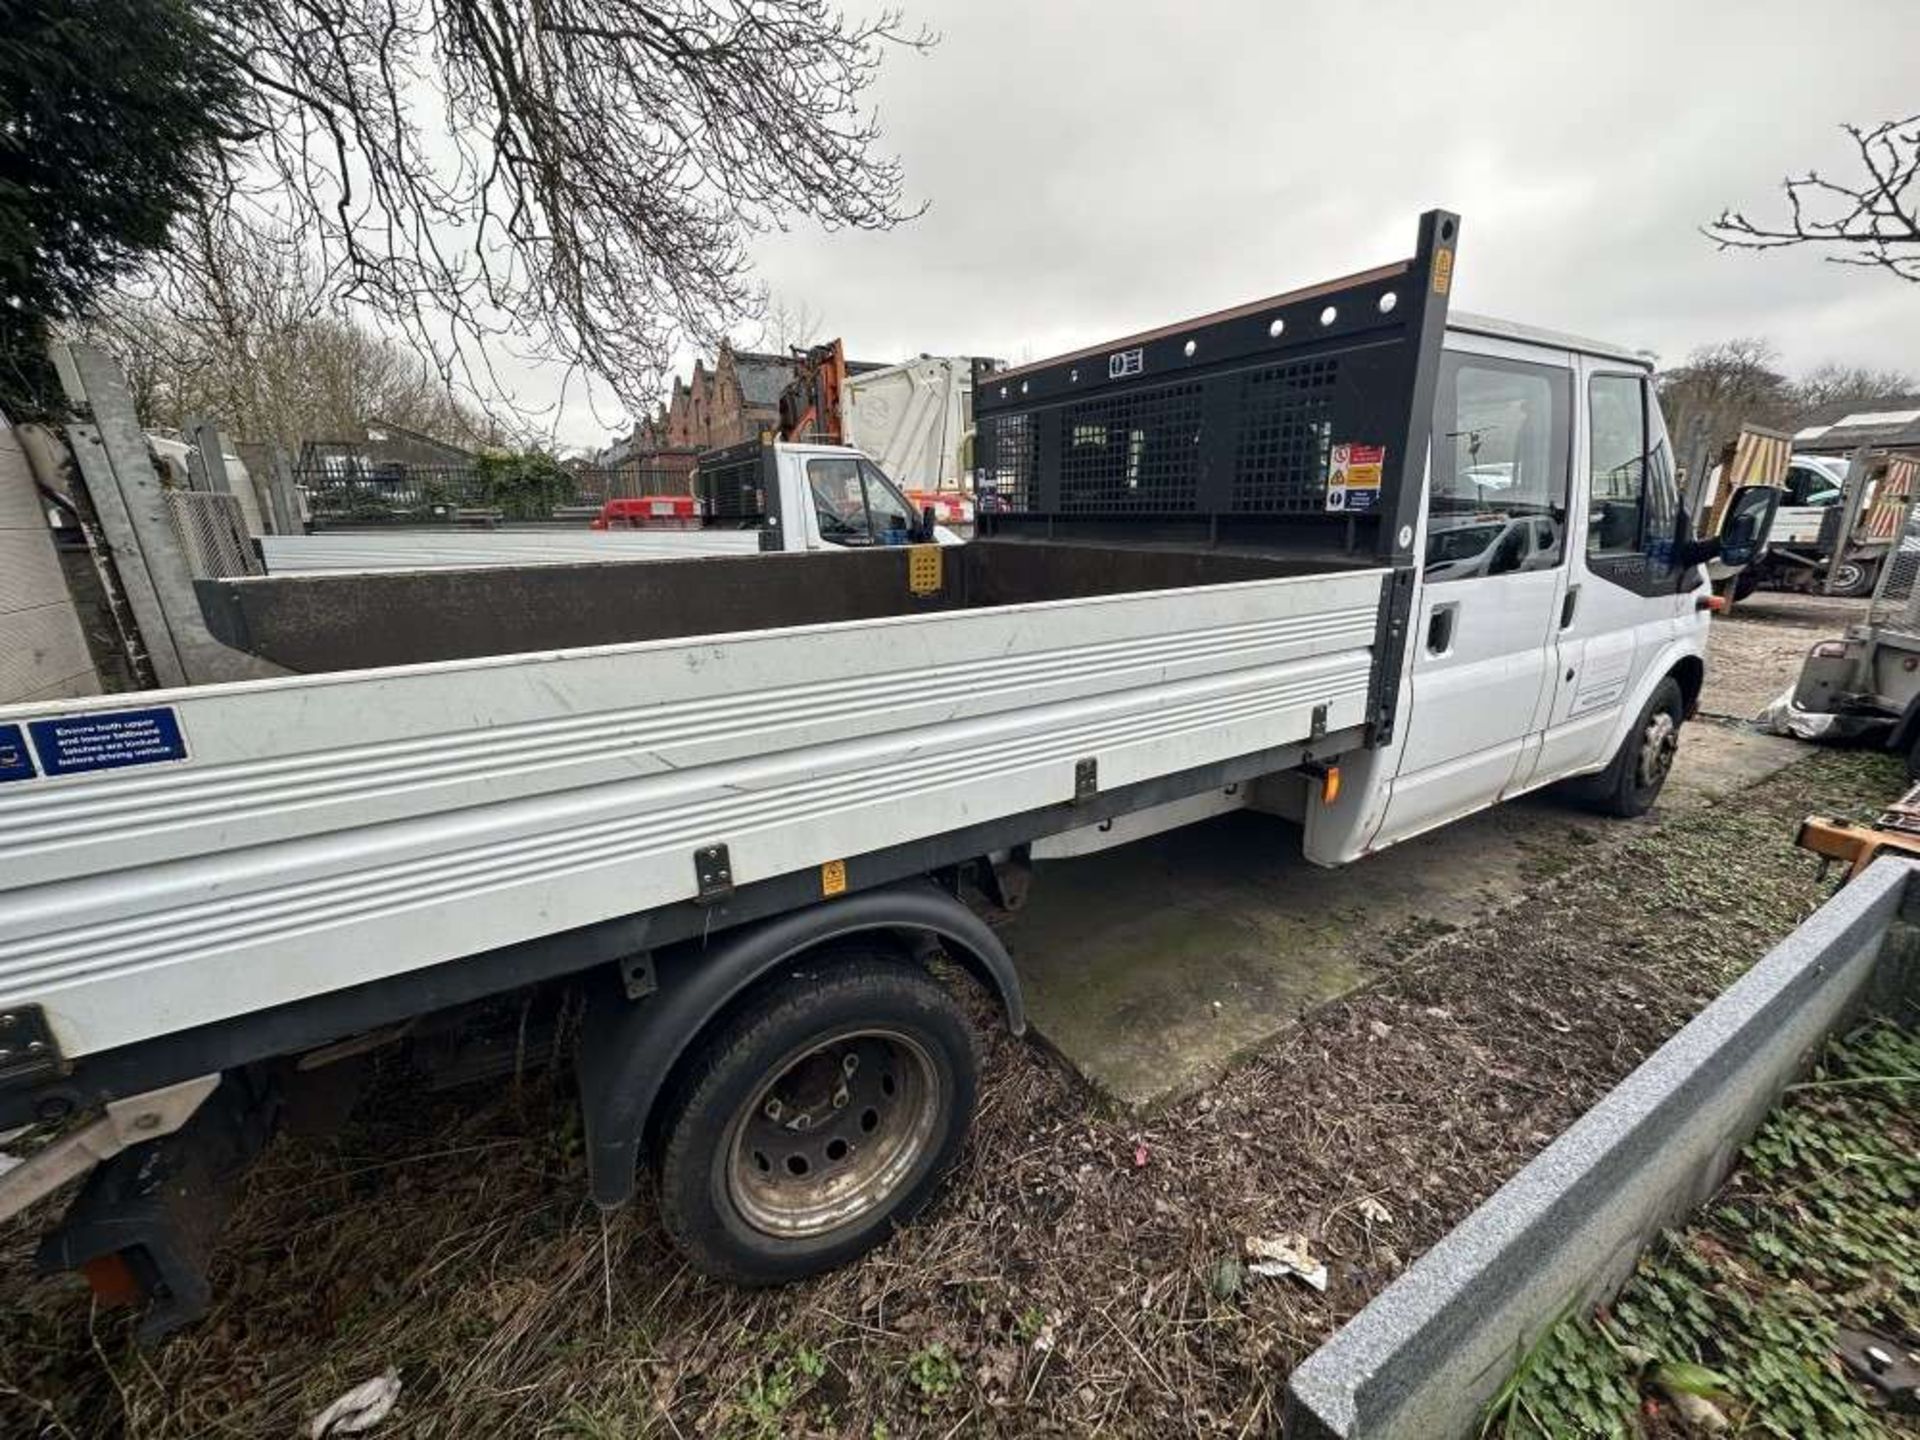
[1575,675,1685,818]
[655,952,978,1285]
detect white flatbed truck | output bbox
[258,438,964,575]
[0,211,1776,1337]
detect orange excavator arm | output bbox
[778,339,848,444]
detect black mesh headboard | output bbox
[973,210,1458,564]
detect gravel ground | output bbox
[1703,591,1869,720]
[0,745,1903,1439]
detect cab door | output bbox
[1373,343,1573,847]
[1527,364,1688,784]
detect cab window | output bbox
[1425,354,1570,583]
[807,457,918,547]
[1587,374,1678,560]
[1784,461,1842,507]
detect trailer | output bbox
[0,211,1776,1337]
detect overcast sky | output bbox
[540,0,1920,449]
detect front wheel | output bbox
[1571,676,1684,818]
[654,952,978,1285]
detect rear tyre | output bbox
[654,952,978,1286]
[1731,568,1761,602]
[1903,732,1920,783]
[1827,560,1873,598]
[1572,676,1685,819]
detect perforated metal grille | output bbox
[166,490,260,578]
[1869,482,1920,632]
[1057,384,1202,513]
[979,413,1037,511]
[698,456,766,520]
[1230,358,1339,513]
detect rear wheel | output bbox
[655,953,978,1285]
[1572,676,1684,818]
[1827,560,1873,598]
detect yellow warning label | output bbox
[821,858,848,897]
[1432,249,1454,295]
[908,544,943,596]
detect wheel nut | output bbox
[841,1053,859,1076]
[832,1085,850,1108]
[764,1099,784,1121]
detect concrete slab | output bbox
[1006,723,1814,1107]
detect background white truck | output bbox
[0,210,1774,1338]
[259,440,964,574]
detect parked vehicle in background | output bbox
[1791,479,1920,775]
[261,440,962,573]
[781,341,983,494]
[0,211,1776,1340]
[1735,450,1916,599]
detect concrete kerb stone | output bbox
[1283,854,1920,1440]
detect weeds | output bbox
[1491,1017,1920,1436]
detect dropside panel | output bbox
[0,568,1385,1059]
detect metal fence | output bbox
[294,462,696,525]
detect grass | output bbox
[1489,1017,1920,1438]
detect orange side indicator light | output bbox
[1699,594,1729,613]
[1320,764,1342,806]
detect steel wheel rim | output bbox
[1637,709,1678,790]
[1832,563,1864,592]
[725,1028,942,1239]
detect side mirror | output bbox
[1717,484,1780,569]
[916,504,937,543]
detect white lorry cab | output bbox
[0,211,1775,1336]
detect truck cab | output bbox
[1346,315,1714,856]
[691,437,965,553]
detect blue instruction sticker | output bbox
[0,724,35,783]
[27,707,188,778]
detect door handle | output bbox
[1427,603,1457,655]
[1560,585,1581,630]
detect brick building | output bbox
[598,344,792,466]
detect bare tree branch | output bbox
[1707,115,1920,282]
[164,0,931,423]
[81,208,511,450]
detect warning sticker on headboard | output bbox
[1325,443,1387,513]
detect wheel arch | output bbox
[1668,652,1706,719]
[574,880,1022,1209]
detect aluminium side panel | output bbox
[0,569,1387,1060]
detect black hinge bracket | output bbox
[0,1005,63,1087]
[1073,758,1098,803]
[1310,703,1328,741]
[618,952,658,1001]
[694,844,734,903]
